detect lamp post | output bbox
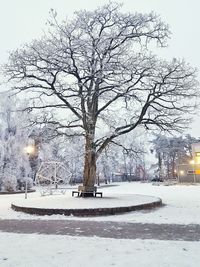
[24,145,35,199]
[177,164,180,183]
[189,160,196,183]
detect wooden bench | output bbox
[72,190,103,197]
[80,191,95,197]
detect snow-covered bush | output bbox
[17,177,33,190]
[2,175,17,192]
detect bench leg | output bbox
[72,192,80,197]
[95,193,103,198]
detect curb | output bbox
[0,190,36,195]
[11,197,162,217]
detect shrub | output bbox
[3,175,17,192]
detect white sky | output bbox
[0,0,200,136]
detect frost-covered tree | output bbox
[151,134,200,179]
[4,3,199,192]
[39,135,84,182]
[0,95,32,191]
[97,132,145,182]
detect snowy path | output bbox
[0,233,199,267]
[0,219,199,241]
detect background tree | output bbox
[0,95,32,191]
[39,135,84,182]
[4,3,199,192]
[97,131,144,183]
[151,134,200,179]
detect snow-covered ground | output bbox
[0,233,199,267]
[12,193,160,209]
[1,182,200,224]
[1,182,200,267]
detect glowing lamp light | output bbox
[189,160,195,165]
[179,170,184,175]
[196,158,200,164]
[24,145,35,155]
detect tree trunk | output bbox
[171,157,175,179]
[158,152,162,179]
[83,135,97,188]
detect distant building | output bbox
[178,143,200,183]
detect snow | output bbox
[12,193,159,209]
[1,182,200,267]
[0,233,199,267]
[0,182,200,225]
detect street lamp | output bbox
[24,145,35,199]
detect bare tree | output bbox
[4,2,199,192]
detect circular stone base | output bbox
[11,194,162,216]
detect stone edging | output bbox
[0,189,36,195]
[11,197,162,217]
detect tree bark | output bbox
[83,134,97,188]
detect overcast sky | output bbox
[0,0,200,136]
